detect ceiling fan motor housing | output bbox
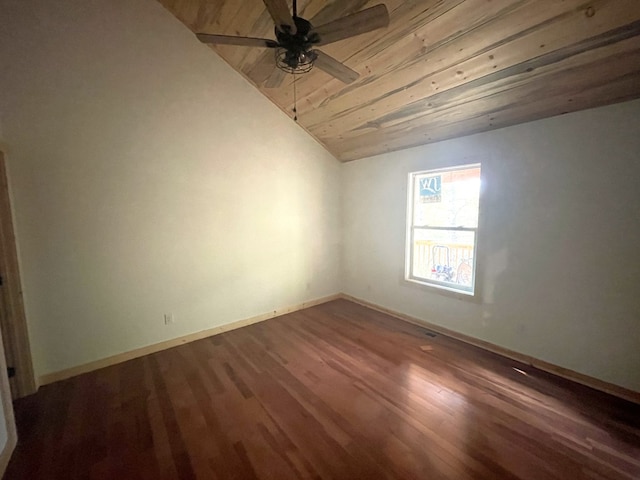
[275,16,319,69]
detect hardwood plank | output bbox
[329,33,640,159]
[298,0,535,125]
[303,0,639,138]
[38,294,341,386]
[155,0,640,160]
[5,299,640,479]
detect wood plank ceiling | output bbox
[157,0,640,161]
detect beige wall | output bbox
[343,99,640,392]
[0,0,341,378]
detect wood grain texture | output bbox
[38,293,341,386]
[6,299,640,479]
[0,154,36,399]
[342,294,640,404]
[155,0,640,161]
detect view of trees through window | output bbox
[407,165,481,294]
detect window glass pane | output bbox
[411,228,475,288]
[413,167,480,228]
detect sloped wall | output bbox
[0,0,341,378]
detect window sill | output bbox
[402,276,481,303]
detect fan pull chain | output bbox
[293,74,298,122]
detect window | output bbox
[406,164,481,295]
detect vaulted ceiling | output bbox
[157,0,640,161]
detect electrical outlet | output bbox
[164,313,174,325]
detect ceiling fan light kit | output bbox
[274,15,317,74]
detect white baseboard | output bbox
[38,293,341,386]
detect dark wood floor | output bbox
[5,299,640,479]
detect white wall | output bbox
[1,0,638,394]
[343,100,640,392]
[0,0,341,378]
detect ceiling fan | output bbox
[196,0,390,87]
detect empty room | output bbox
[0,0,639,478]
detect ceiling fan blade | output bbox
[196,33,278,48]
[262,0,297,34]
[245,49,278,85]
[312,50,359,84]
[311,4,390,46]
[309,0,371,29]
[264,67,287,88]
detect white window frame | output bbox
[405,163,481,296]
